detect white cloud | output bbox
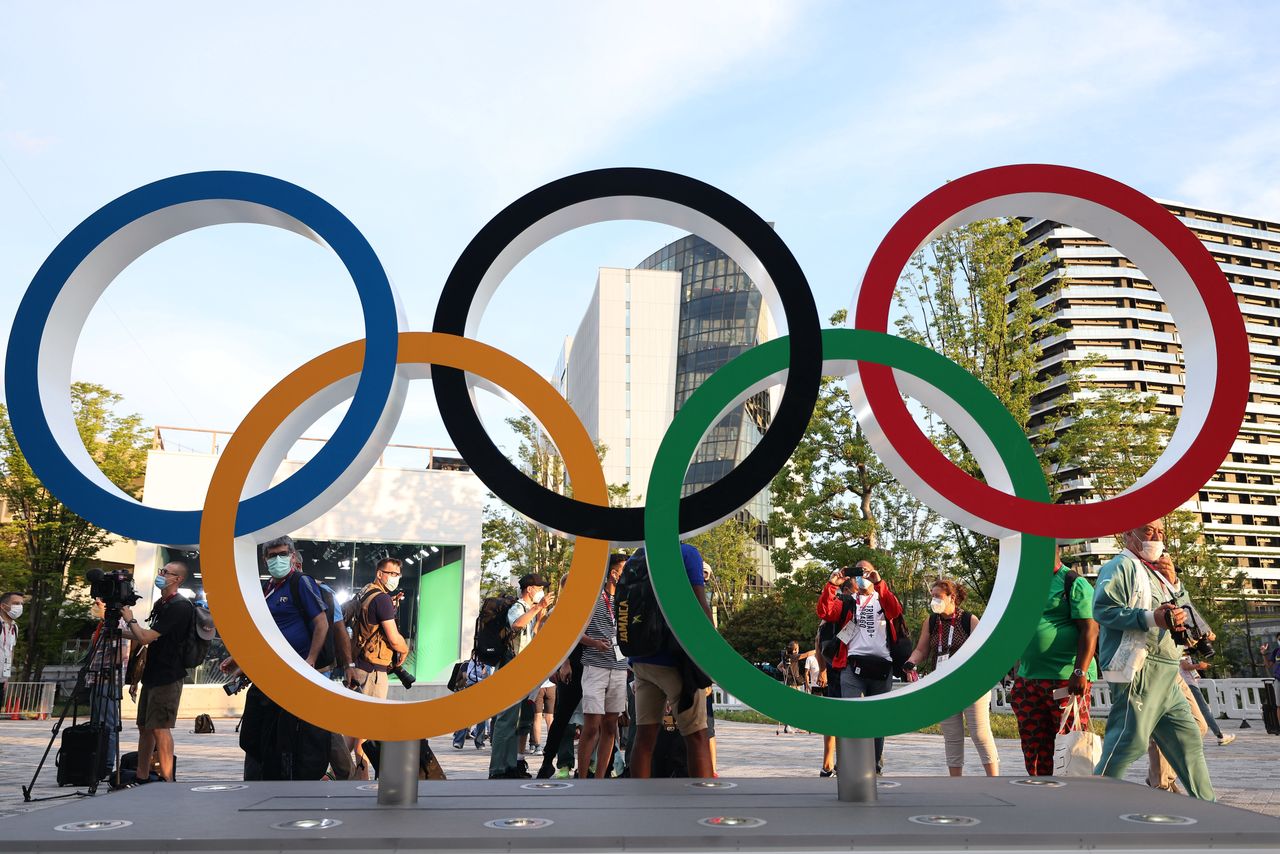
[1,130,57,154]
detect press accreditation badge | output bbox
[836,620,859,646]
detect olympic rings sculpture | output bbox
[5,165,1249,740]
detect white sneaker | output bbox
[1218,733,1236,746]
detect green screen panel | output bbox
[414,557,463,682]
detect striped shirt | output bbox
[581,591,627,671]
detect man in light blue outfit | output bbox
[1092,518,1214,800]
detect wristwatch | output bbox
[126,618,138,625]
[1071,668,1085,677]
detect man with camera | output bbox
[119,561,194,786]
[1093,519,1214,800]
[221,536,333,780]
[348,558,411,700]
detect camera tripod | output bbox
[22,605,127,802]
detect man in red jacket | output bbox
[815,560,903,774]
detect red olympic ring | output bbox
[853,164,1251,538]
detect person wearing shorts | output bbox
[577,553,629,778]
[529,680,556,754]
[628,543,714,779]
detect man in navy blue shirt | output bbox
[221,536,331,780]
[629,543,714,779]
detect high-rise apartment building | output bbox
[1019,201,1280,613]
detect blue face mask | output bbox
[154,575,168,591]
[266,555,292,579]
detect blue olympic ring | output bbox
[5,171,403,545]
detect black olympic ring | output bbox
[432,167,822,541]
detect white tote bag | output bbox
[1053,696,1101,777]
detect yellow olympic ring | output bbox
[200,332,609,740]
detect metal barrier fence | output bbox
[714,678,1277,721]
[1,681,55,720]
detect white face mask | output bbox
[266,554,292,579]
[929,597,947,614]
[531,589,545,604]
[1138,540,1164,562]
[6,604,22,620]
[855,576,872,592]
[383,575,400,593]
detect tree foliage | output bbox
[688,517,753,619]
[481,416,631,599]
[0,382,150,679]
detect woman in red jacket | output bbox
[815,560,904,775]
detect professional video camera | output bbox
[85,567,141,609]
[1167,600,1215,659]
[390,651,416,690]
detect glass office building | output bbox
[637,235,775,587]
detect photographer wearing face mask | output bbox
[1093,519,1214,801]
[220,536,333,781]
[119,562,194,786]
[0,592,26,715]
[347,558,411,701]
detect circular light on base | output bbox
[1011,778,1065,788]
[877,780,901,789]
[271,818,342,831]
[521,781,573,790]
[698,816,767,828]
[191,784,248,792]
[688,780,738,789]
[1119,813,1197,826]
[54,820,132,832]
[908,815,981,827]
[356,783,379,791]
[484,817,554,830]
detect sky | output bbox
[2,1,1278,474]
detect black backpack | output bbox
[288,573,336,670]
[182,600,216,669]
[473,596,517,666]
[615,551,669,659]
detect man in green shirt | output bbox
[1092,519,1214,801]
[1010,545,1098,775]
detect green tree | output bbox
[719,592,814,665]
[689,517,754,619]
[769,310,895,575]
[481,416,631,598]
[0,382,149,679]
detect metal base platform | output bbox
[7,776,1277,852]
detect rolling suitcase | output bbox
[55,722,108,786]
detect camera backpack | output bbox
[56,721,108,787]
[614,551,670,659]
[473,596,517,667]
[182,600,217,669]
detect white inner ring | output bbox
[38,199,408,545]
[847,192,1217,538]
[229,363,582,703]
[681,356,1023,700]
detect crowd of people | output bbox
[27,514,1257,800]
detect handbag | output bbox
[1053,695,1100,777]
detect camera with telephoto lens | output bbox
[86,567,141,609]
[1166,600,1215,659]
[222,673,251,696]
[390,652,415,689]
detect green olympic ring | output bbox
[644,328,1055,737]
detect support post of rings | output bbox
[835,738,877,803]
[377,740,419,806]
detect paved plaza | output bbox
[2,717,1277,823]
